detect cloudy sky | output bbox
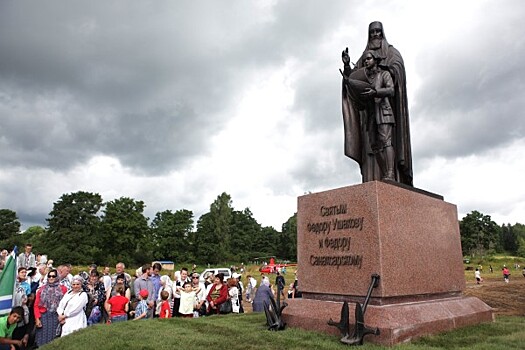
[1,0,524,231]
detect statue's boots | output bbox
[374,149,386,179]
[381,146,395,181]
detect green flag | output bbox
[0,251,17,315]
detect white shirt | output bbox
[102,275,112,292]
[30,272,42,284]
[228,287,240,313]
[57,291,88,337]
[194,283,206,302]
[179,290,197,315]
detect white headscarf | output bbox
[158,275,174,301]
[160,275,172,287]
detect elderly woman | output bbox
[34,269,67,347]
[206,273,228,315]
[252,278,274,312]
[56,276,88,337]
[191,273,207,317]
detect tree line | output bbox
[2,195,523,266]
[459,210,525,257]
[0,191,297,266]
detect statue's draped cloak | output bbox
[342,38,413,186]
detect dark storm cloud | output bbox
[17,212,47,228]
[3,0,523,232]
[0,1,308,174]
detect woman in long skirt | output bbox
[34,269,67,346]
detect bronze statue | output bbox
[341,21,413,186]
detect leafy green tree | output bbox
[517,237,525,258]
[188,193,233,264]
[151,209,194,262]
[513,223,525,240]
[46,191,103,264]
[209,192,233,259]
[100,197,151,266]
[22,226,47,254]
[260,226,280,256]
[279,213,297,260]
[24,226,46,236]
[501,224,518,254]
[0,209,21,241]
[230,208,261,261]
[191,212,222,264]
[459,211,501,256]
[512,223,525,257]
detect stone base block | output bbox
[283,296,494,346]
[297,181,466,300]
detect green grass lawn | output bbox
[40,313,524,350]
[55,260,523,349]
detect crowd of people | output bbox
[472,263,525,285]
[0,244,299,350]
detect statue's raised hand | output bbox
[342,47,350,65]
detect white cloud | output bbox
[417,138,525,225]
[1,0,525,232]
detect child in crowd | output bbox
[475,268,482,284]
[227,278,240,313]
[502,266,510,283]
[287,283,295,299]
[131,289,149,320]
[105,284,129,323]
[0,307,24,349]
[159,291,171,319]
[178,282,200,318]
[245,275,252,302]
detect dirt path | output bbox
[464,275,525,316]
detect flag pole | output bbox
[0,247,18,315]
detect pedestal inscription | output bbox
[297,181,465,302]
[306,204,364,269]
[284,182,494,345]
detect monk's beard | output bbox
[369,38,382,50]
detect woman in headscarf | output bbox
[34,269,67,347]
[252,278,274,312]
[205,273,228,315]
[56,276,88,337]
[156,275,173,316]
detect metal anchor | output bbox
[263,288,288,331]
[328,274,380,345]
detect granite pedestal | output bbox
[282,181,494,346]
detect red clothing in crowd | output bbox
[34,285,68,319]
[206,283,228,314]
[159,300,171,318]
[107,295,129,317]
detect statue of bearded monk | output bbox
[341,21,413,186]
